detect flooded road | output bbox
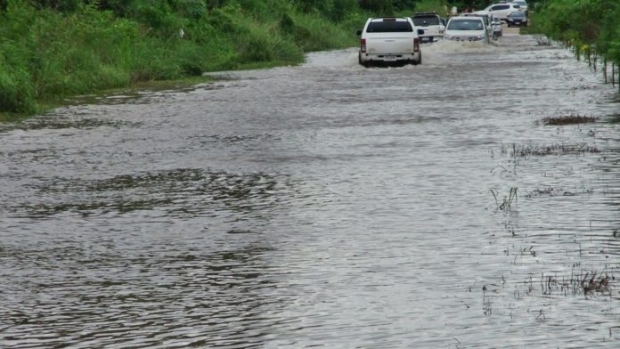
[1,31,620,348]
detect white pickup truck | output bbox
[411,12,445,43]
[356,17,423,67]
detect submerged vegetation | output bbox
[524,186,593,198]
[539,114,598,126]
[500,142,600,157]
[490,187,518,212]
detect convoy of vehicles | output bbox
[355,1,529,67]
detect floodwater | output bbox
[1,31,620,348]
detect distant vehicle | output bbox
[512,0,528,15]
[490,16,503,40]
[461,13,493,37]
[356,17,423,67]
[475,3,521,20]
[443,16,489,43]
[411,12,445,43]
[506,11,528,27]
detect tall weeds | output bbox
[531,0,620,86]
[0,0,366,119]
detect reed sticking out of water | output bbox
[540,114,597,125]
[490,187,518,212]
[502,143,600,157]
[524,186,593,198]
[540,270,612,298]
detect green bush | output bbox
[0,0,392,118]
[172,0,207,19]
[535,0,620,66]
[0,62,37,114]
[359,0,393,16]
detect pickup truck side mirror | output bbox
[356,29,362,36]
[418,29,425,35]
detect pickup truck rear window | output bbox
[366,21,413,33]
[412,17,440,26]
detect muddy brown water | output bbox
[1,32,620,348]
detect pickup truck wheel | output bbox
[358,54,369,68]
[415,54,422,66]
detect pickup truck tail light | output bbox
[413,38,420,52]
[360,38,366,53]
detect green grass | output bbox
[519,11,543,35]
[0,0,367,122]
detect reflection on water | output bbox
[0,243,282,348]
[1,34,620,348]
[13,168,292,218]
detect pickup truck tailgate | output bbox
[366,35,413,54]
[419,26,441,36]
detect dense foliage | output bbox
[0,0,373,117]
[530,0,620,66]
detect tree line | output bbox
[533,0,620,65]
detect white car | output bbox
[512,0,528,15]
[475,3,521,20]
[460,13,493,37]
[443,16,489,43]
[356,17,423,67]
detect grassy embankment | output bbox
[523,0,620,88]
[0,0,373,122]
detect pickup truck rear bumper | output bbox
[359,52,421,65]
[419,35,443,43]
